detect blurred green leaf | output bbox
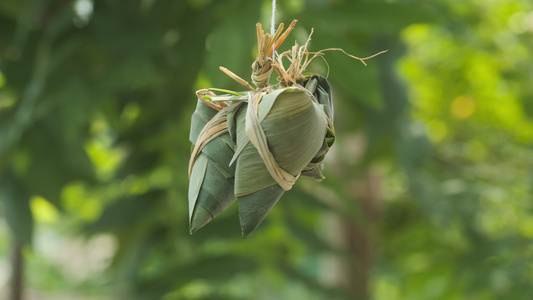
[299,1,439,34]
[85,189,165,232]
[204,0,262,88]
[133,255,258,300]
[0,0,532,299]
[22,117,95,206]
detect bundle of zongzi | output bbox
[188,20,380,237]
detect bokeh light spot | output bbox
[450,95,476,119]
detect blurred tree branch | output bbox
[9,240,23,300]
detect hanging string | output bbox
[270,0,276,34]
[270,0,276,58]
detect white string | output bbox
[270,0,276,58]
[270,0,276,35]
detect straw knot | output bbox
[251,58,274,89]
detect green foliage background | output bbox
[0,0,532,299]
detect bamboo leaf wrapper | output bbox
[187,20,344,237]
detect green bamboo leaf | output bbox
[198,131,235,176]
[189,100,218,144]
[300,75,336,180]
[234,87,328,237]
[207,88,244,96]
[188,101,244,233]
[188,153,208,223]
[238,185,285,237]
[188,128,237,233]
[206,95,249,102]
[230,88,287,166]
[302,74,334,121]
[189,157,236,233]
